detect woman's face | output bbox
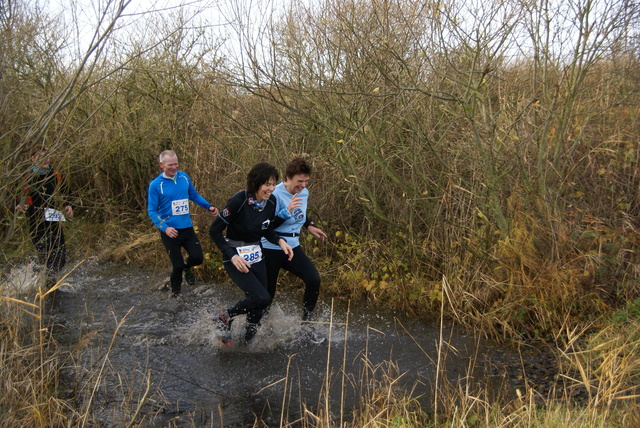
[255,178,276,202]
[285,173,310,194]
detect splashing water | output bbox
[1,261,43,297]
[36,260,553,426]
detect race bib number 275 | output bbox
[171,199,190,216]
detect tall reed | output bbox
[0,262,164,427]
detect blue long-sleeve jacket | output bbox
[147,171,212,232]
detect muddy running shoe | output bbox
[301,322,326,345]
[184,267,196,285]
[214,310,233,344]
[171,284,181,297]
[307,330,326,344]
[244,323,259,343]
[157,280,170,292]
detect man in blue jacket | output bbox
[148,150,218,297]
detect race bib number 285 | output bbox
[44,208,65,222]
[236,244,262,265]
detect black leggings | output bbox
[224,258,271,325]
[264,246,320,315]
[29,218,66,276]
[160,227,203,293]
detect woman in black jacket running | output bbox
[209,163,293,344]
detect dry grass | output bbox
[0,262,165,427]
[249,296,639,427]
[0,266,71,426]
[557,321,640,415]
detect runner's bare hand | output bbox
[232,255,250,273]
[165,227,178,238]
[287,193,302,213]
[308,225,327,242]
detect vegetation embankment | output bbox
[1,0,639,426]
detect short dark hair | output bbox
[246,162,279,194]
[285,157,312,179]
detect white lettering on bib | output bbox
[171,199,190,216]
[236,244,263,265]
[44,208,65,222]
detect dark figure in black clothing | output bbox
[209,163,293,344]
[17,144,74,287]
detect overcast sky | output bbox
[46,0,293,63]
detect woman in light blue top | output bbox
[262,157,327,320]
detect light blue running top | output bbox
[261,182,309,250]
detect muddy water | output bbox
[38,260,550,427]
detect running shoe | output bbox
[157,280,170,292]
[309,330,326,345]
[301,321,326,345]
[184,267,196,285]
[214,310,233,344]
[244,323,259,343]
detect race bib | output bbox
[236,244,263,265]
[44,208,65,222]
[171,199,190,216]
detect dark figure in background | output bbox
[262,157,327,321]
[18,144,74,287]
[209,162,293,344]
[147,150,219,297]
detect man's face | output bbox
[160,155,178,178]
[286,173,310,194]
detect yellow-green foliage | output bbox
[321,229,440,313]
